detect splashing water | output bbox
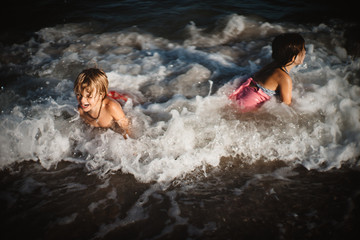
[1,2,360,238]
[1,14,359,184]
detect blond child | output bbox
[74,68,131,138]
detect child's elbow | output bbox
[281,95,291,105]
[283,99,291,105]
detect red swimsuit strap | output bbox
[108,91,128,102]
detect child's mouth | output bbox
[82,103,90,109]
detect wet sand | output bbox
[1,159,360,239]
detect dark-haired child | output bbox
[229,33,306,111]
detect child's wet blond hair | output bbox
[74,68,108,99]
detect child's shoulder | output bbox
[104,96,123,112]
[103,96,127,121]
[271,68,291,83]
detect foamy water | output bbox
[1,14,359,184]
[1,3,360,238]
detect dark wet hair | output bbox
[272,33,305,67]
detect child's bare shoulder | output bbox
[272,68,291,83]
[104,97,123,114]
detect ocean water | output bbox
[1,1,360,239]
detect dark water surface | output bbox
[1,0,358,44]
[1,0,360,239]
[1,160,360,239]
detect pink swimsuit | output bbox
[229,78,272,112]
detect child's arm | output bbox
[278,74,292,105]
[108,99,131,138]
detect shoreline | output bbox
[1,160,359,239]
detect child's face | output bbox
[294,47,306,65]
[76,87,102,112]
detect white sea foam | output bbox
[0,14,359,182]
